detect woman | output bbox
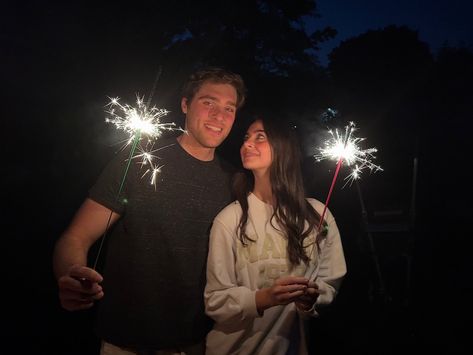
[205,117,347,355]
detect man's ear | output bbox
[181,97,188,114]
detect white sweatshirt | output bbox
[205,193,347,355]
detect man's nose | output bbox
[210,106,224,121]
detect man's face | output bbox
[181,82,237,149]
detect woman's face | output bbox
[240,120,273,174]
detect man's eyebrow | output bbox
[197,94,236,106]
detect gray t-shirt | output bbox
[89,136,234,350]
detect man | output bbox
[53,67,246,354]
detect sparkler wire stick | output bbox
[146,65,162,109]
[316,159,342,230]
[88,67,178,272]
[316,123,352,235]
[92,132,142,270]
[308,127,351,281]
[308,121,382,281]
[316,140,348,233]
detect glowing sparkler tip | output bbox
[314,121,382,186]
[105,94,183,187]
[105,94,177,140]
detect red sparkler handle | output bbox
[309,157,344,281]
[317,157,344,233]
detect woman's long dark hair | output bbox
[233,117,326,266]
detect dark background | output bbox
[2,1,472,354]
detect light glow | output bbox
[105,95,183,187]
[314,121,382,186]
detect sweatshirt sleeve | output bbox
[205,217,260,324]
[299,205,347,318]
[314,209,347,308]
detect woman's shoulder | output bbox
[214,200,243,224]
[305,197,324,212]
[306,197,335,220]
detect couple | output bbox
[53,67,346,355]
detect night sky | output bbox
[3,1,472,354]
[315,0,473,65]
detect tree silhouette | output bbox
[326,27,473,352]
[327,26,434,211]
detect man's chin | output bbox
[203,137,227,148]
[204,143,222,149]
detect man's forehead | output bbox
[196,83,237,103]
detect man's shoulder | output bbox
[154,135,180,154]
[214,153,237,175]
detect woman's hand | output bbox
[255,276,309,314]
[295,280,319,312]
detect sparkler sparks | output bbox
[90,94,182,270]
[105,95,183,188]
[314,121,382,186]
[106,95,178,140]
[308,120,382,281]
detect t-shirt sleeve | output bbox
[89,147,135,214]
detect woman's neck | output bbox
[252,173,274,206]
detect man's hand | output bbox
[57,264,104,311]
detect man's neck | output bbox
[177,134,215,161]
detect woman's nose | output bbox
[243,140,254,148]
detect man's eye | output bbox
[243,135,249,141]
[225,107,235,113]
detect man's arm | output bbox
[53,198,120,311]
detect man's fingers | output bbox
[59,276,103,295]
[62,299,95,311]
[69,265,103,283]
[60,288,104,302]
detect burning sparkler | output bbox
[106,96,175,140]
[306,118,383,285]
[314,121,382,187]
[105,95,184,188]
[310,121,382,263]
[90,94,183,271]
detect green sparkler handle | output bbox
[116,131,142,202]
[92,131,142,270]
